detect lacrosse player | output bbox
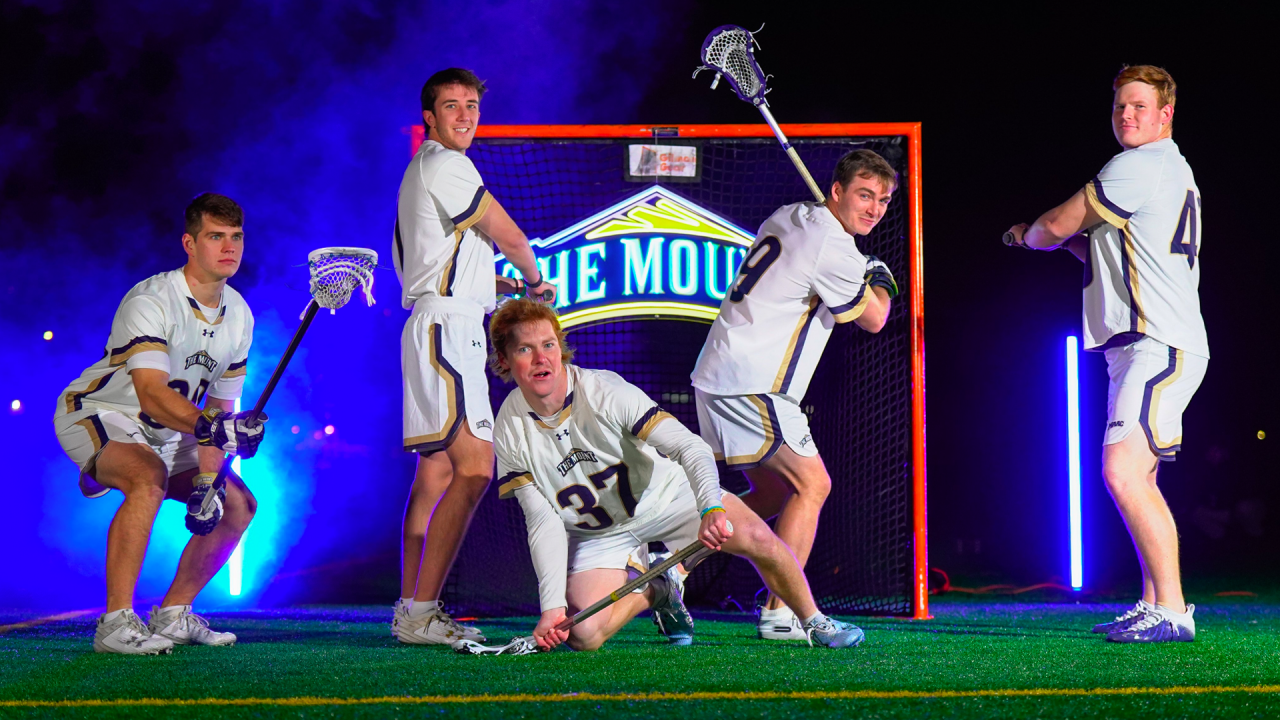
[689,149,897,640]
[392,67,558,645]
[1006,66,1206,643]
[488,298,865,651]
[52,193,264,654]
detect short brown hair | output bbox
[1113,64,1176,111]
[421,68,487,113]
[184,193,244,237]
[488,298,575,382]
[831,149,897,193]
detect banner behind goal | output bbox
[411,124,927,619]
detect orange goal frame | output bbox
[411,123,928,620]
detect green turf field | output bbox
[3,596,1279,719]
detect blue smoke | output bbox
[2,0,685,609]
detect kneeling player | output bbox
[52,194,265,654]
[488,299,864,651]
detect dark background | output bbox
[2,1,1275,608]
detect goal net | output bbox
[418,124,927,619]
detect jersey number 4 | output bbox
[1170,190,1200,269]
[556,463,638,531]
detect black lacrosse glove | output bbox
[194,408,267,459]
[864,255,899,299]
[184,472,226,536]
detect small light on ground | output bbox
[291,425,300,434]
[324,425,335,435]
[1259,431,1267,440]
[9,400,20,411]
[43,331,53,340]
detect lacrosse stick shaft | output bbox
[555,539,717,632]
[756,105,826,203]
[200,299,321,512]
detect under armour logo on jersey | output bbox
[184,350,219,372]
[202,329,216,338]
[476,420,492,430]
[555,429,570,441]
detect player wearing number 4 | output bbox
[1006,65,1207,643]
[691,149,898,640]
[52,193,265,654]
[392,68,558,645]
[489,299,864,651]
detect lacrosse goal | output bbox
[413,123,927,619]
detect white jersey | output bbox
[393,139,496,313]
[1082,138,1207,357]
[691,201,871,400]
[55,269,253,445]
[494,366,712,537]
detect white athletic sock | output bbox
[158,604,191,615]
[802,612,825,627]
[1138,599,1156,612]
[1156,603,1190,618]
[760,606,794,620]
[408,600,441,619]
[399,597,413,607]
[102,609,129,623]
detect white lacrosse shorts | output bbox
[54,407,200,498]
[567,483,701,575]
[694,389,817,471]
[401,297,495,454]
[1103,336,1208,461]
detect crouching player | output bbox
[488,299,864,651]
[52,193,264,654]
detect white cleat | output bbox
[149,605,236,646]
[392,599,409,638]
[757,606,809,641]
[397,608,485,645]
[94,609,174,655]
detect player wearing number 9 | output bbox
[690,149,896,642]
[1005,65,1208,644]
[52,193,260,654]
[488,299,865,651]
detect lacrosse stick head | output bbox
[452,636,541,656]
[307,247,378,314]
[698,25,768,105]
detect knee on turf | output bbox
[566,624,605,652]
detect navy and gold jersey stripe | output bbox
[403,323,467,454]
[63,370,118,414]
[528,393,573,430]
[1119,228,1147,335]
[438,188,494,297]
[223,358,248,379]
[451,187,493,234]
[186,297,226,325]
[497,471,535,499]
[1140,346,1184,460]
[630,406,675,441]
[74,414,110,454]
[716,394,784,471]
[830,284,869,324]
[772,297,822,394]
[1085,178,1134,229]
[108,336,167,367]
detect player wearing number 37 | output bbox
[53,193,264,654]
[489,299,864,651]
[1006,65,1207,643]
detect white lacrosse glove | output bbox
[194,408,268,458]
[185,472,225,535]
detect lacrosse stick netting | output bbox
[308,246,378,315]
[694,25,826,202]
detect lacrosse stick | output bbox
[453,527,730,656]
[694,25,825,203]
[186,247,378,535]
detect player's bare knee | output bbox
[795,472,831,503]
[566,626,603,652]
